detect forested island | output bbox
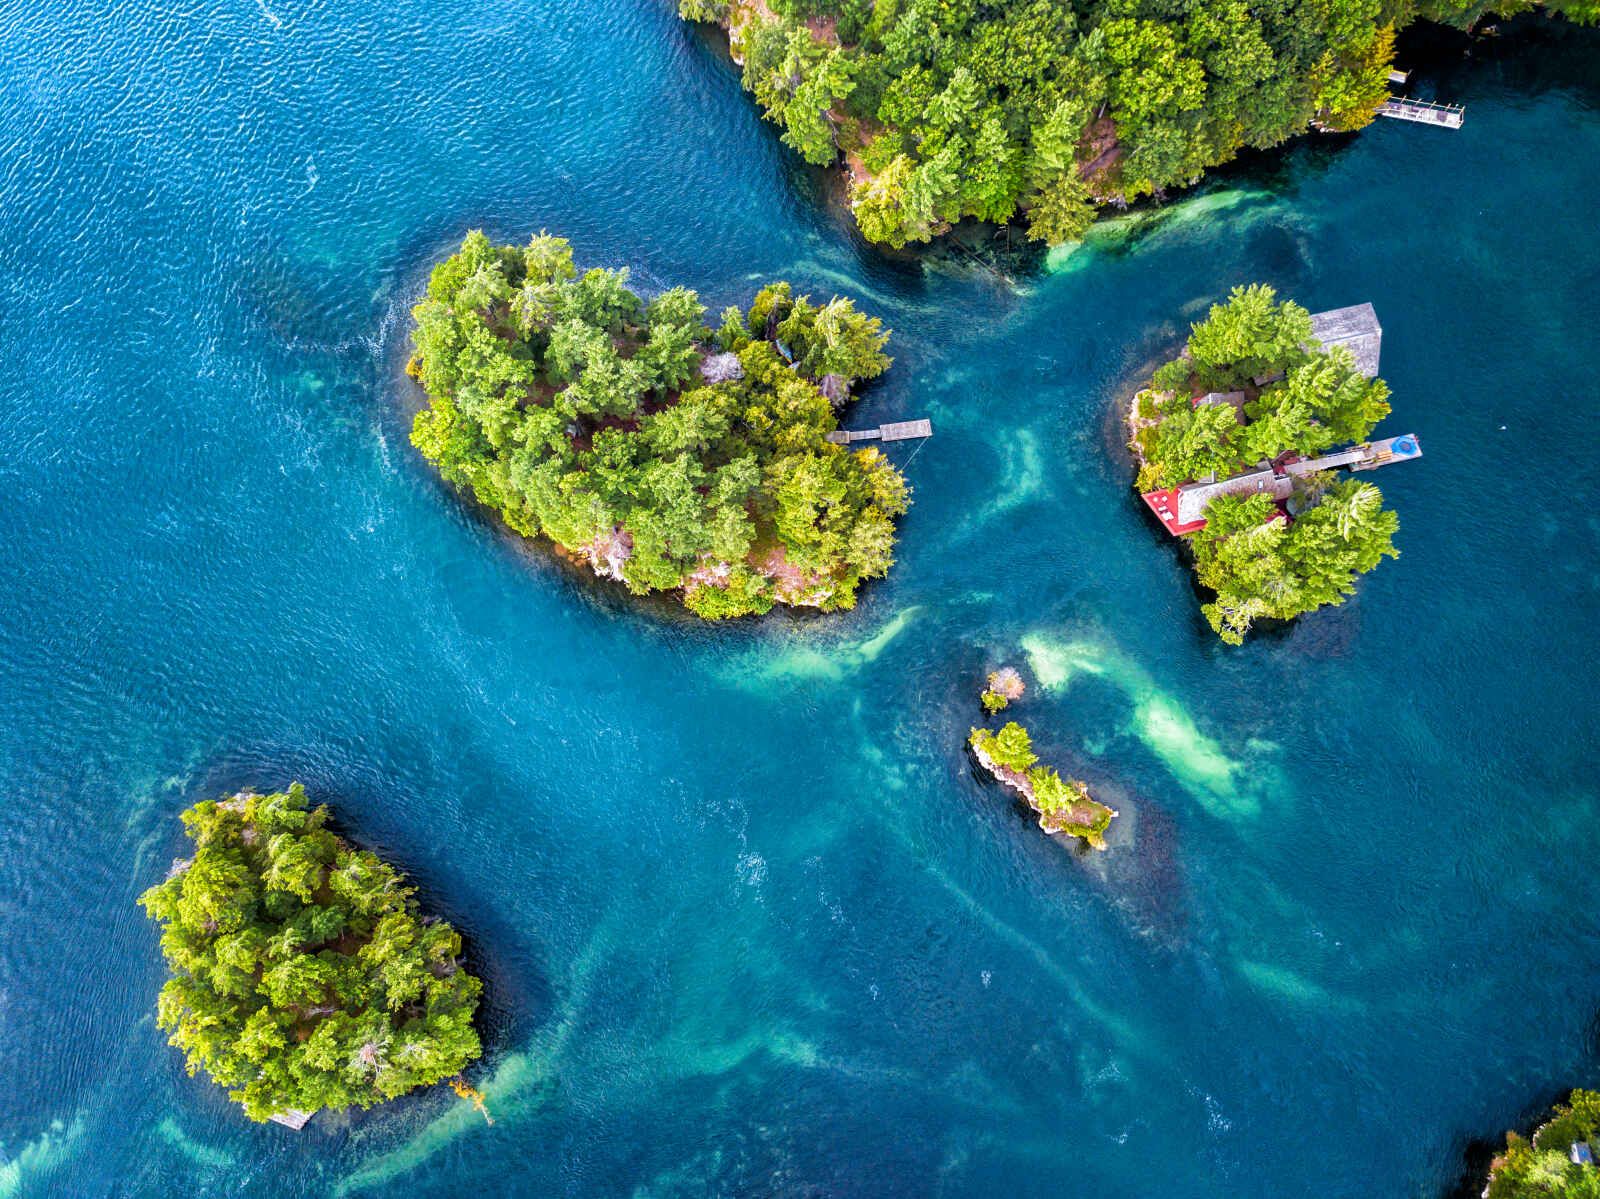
[680,0,1595,248]
[970,721,1116,848]
[1483,1089,1600,1197]
[139,785,483,1125]
[409,232,910,617]
[1129,285,1417,644]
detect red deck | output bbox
[1141,488,1208,535]
[1141,489,1292,537]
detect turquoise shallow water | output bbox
[1,3,1598,1195]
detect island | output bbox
[969,721,1117,849]
[980,666,1026,714]
[1128,284,1421,644]
[1484,1089,1600,1197]
[679,1,1595,249]
[138,784,483,1126]
[409,231,912,617]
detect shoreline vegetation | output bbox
[1127,284,1404,644]
[680,0,1596,250]
[409,231,911,618]
[969,721,1117,848]
[1482,1089,1600,1197]
[138,785,483,1126]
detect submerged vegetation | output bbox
[409,231,910,617]
[1485,1089,1600,1197]
[1130,284,1402,644]
[969,721,1116,847]
[139,785,482,1123]
[681,0,1596,249]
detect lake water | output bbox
[1,3,1597,1195]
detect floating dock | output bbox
[1379,97,1464,128]
[269,1109,312,1130]
[825,419,933,445]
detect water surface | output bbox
[1,4,1598,1196]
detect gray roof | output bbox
[1309,304,1382,378]
[1175,465,1290,526]
[1195,391,1247,425]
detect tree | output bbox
[139,785,483,1123]
[1486,1090,1600,1199]
[683,0,1595,249]
[1185,284,1313,390]
[1026,170,1096,245]
[971,721,1038,773]
[408,232,911,618]
[851,154,930,249]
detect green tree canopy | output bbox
[138,785,482,1123]
[409,232,909,618]
[1136,284,1388,489]
[1133,286,1407,642]
[682,0,1592,248]
[1487,1089,1600,1198]
[969,722,1116,848]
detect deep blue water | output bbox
[2,3,1598,1195]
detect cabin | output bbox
[1193,390,1248,417]
[1141,435,1422,536]
[1308,304,1383,378]
[1252,305,1383,387]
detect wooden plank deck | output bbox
[824,418,933,445]
[879,419,933,441]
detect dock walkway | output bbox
[825,418,933,445]
[1379,97,1464,128]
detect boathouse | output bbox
[1308,304,1382,378]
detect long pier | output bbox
[825,418,933,445]
[1379,96,1464,128]
[1142,435,1423,536]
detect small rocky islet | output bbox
[968,667,1118,851]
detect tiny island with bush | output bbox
[1483,1089,1600,1198]
[969,707,1116,849]
[1128,284,1421,644]
[409,231,912,618]
[139,785,483,1126]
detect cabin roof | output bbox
[1309,304,1383,378]
[1174,466,1290,526]
[1193,390,1248,421]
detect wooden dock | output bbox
[825,418,933,445]
[1379,97,1464,128]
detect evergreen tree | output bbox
[139,785,482,1123]
[407,232,910,618]
[679,0,1594,246]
